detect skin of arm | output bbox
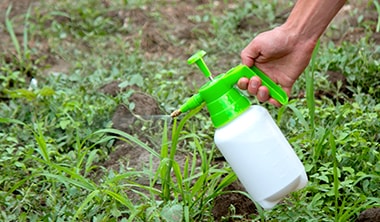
[239,0,347,107]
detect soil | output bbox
[212,180,256,221]
[1,0,379,220]
[356,208,380,222]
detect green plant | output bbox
[5,5,31,63]
[1,5,38,96]
[373,0,380,32]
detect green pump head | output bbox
[171,50,289,128]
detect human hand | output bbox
[238,25,317,106]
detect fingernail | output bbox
[259,91,266,99]
[250,80,258,89]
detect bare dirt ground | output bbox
[1,0,379,220]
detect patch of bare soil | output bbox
[329,2,380,44]
[1,0,32,56]
[212,180,256,221]
[100,81,164,172]
[0,0,70,85]
[356,208,380,222]
[0,0,32,45]
[99,83,179,165]
[111,1,217,61]
[1,0,35,99]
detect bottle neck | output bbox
[205,88,251,128]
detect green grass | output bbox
[1,0,379,221]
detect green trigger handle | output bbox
[222,64,289,105]
[249,66,289,105]
[188,50,289,106]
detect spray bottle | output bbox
[171,50,308,210]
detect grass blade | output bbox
[305,40,320,135]
[161,119,169,159]
[41,173,95,191]
[287,103,309,130]
[0,117,25,125]
[103,190,135,210]
[95,128,160,158]
[33,126,50,163]
[329,132,340,221]
[23,7,31,59]
[161,105,204,201]
[374,0,380,32]
[73,190,100,219]
[84,149,99,176]
[5,5,21,60]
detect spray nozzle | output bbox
[170,50,213,118]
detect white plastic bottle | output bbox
[214,105,308,209]
[174,51,308,210]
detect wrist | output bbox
[277,23,318,51]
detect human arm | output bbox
[239,0,347,106]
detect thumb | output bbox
[241,41,260,67]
